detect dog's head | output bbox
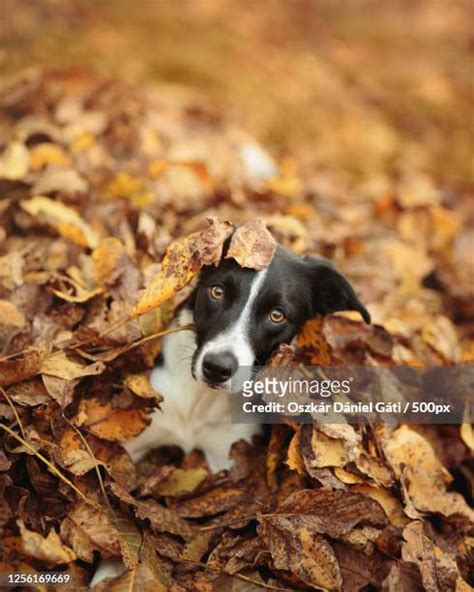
[189,246,370,391]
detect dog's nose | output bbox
[202,351,238,384]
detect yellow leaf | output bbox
[29,143,71,169]
[351,484,409,528]
[0,300,26,328]
[125,372,162,401]
[92,237,126,285]
[75,398,150,442]
[286,427,305,474]
[21,196,100,248]
[70,132,95,153]
[151,468,208,496]
[106,171,143,199]
[57,429,102,476]
[0,141,29,180]
[310,428,350,468]
[131,219,232,318]
[18,520,76,564]
[40,352,105,380]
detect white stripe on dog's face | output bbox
[194,269,268,389]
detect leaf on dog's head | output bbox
[197,217,234,265]
[131,218,233,318]
[225,219,277,270]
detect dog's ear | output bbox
[304,256,371,324]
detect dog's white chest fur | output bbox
[123,311,260,472]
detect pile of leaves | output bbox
[0,69,472,591]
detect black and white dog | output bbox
[124,245,370,471]
[91,245,370,585]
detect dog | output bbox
[90,245,370,586]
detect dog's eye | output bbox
[209,285,225,300]
[268,308,286,324]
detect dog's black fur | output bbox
[189,246,370,387]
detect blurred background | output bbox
[1,0,473,188]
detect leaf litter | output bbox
[0,69,472,590]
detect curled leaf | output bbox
[225,219,277,270]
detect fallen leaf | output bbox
[68,502,121,555]
[142,467,208,497]
[29,143,71,169]
[0,347,47,386]
[74,398,150,442]
[33,168,88,195]
[259,519,342,590]
[225,219,277,270]
[40,352,105,380]
[125,372,163,401]
[92,237,127,286]
[0,300,26,328]
[18,520,76,564]
[56,428,101,476]
[131,218,232,317]
[381,425,474,522]
[93,564,164,592]
[21,196,99,248]
[0,141,29,180]
[263,489,387,539]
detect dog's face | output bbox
[190,246,370,391]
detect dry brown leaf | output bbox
[266,489,387,538]
[0,300,26,328]
[7,378,51,406]
[110,483,195,540]
[40,352,105,380]
[74,398,150,442]
[225,219,277,270]
[0,347,47,387]
[56,428,102,476]
[285,427,306,475]
[93,564,164,592]
[18,520,76,564]
[60,517,98,562]
[68,502,121,555]
[351,484,409,528]
[173,486,251,519]
[21,196,100,248]
[381,425,474,522]
[309,427,353,468]
[33,168,88,195]
[401,521,459,592]
[259,519,342,590]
